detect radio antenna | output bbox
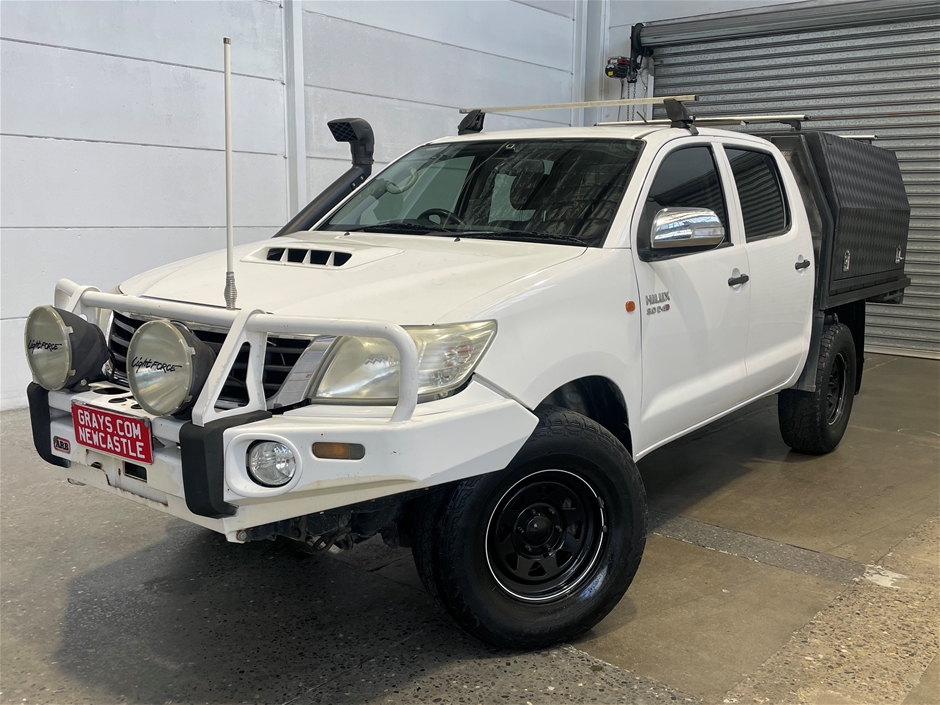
[222,37,237,310]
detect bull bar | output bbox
[54,278,421,425]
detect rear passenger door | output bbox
[721,144,815,397]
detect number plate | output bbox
[72,402,153,465]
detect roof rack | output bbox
[456,94,697,135]
[597,113,810,131]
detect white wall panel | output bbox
[0,228,272,320]
[302,13,572,129]
[1,136,287,229]
[1,40,285,155]
[511,0,576,19]
[2,319,29,410]
[305,0,573,71]
[0,0,284,79]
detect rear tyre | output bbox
[412,406,647,649]
[778,322,857,455]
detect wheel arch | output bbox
[794,301,866,395]
[536,376,632,455]
[826,300,865,394]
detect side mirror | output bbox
[651,207,725,249]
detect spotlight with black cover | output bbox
[24,306,109,391]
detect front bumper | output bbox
[30,379,537,542]
[27,279,538,542]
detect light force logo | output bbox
[53,436,71,453]
[28,339,61,351]
[132,357,181,374]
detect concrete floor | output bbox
[1,354,937,705]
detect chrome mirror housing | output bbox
[650,207,725,249]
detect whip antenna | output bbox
[223,37,237,310]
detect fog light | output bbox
[247,441,296,487]
[24,306,109,391]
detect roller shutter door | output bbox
[642,0,940,358]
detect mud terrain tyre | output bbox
[778,322,857,455]
[412,406,647,649]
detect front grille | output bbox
[109,312,311,407]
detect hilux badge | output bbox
[645,291,671,315]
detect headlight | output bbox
[127,320,216,417]
[24,306,109,391]
[311,321,496,404]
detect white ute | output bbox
[23,99,911,648]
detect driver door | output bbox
[632,143,751,451]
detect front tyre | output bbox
[414,407,647,649]
[778,322,857,455]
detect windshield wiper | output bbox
[340,223,588,247]
[454,230,587,247]
[343,222,452,234]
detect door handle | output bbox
[728,273,750,287]
[795,259,811,271]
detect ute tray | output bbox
[763,131,911,310]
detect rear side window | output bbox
[726,148,789,241]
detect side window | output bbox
[726,148,789,241]
[638,146,729,258]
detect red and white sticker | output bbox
[72,402,153,464]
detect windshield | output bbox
[320,138,644,247]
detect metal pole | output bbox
[223,37,237,310]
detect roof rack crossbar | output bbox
[455,94,697,135]
[457,94,697,115]
[596,113,810,129]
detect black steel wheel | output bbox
[411,406,647,649]
[826,352,848,426]
[485,469,605,602]
[779,322,857,454]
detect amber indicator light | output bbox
[625,301,636,313]
[312,442,366,460]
